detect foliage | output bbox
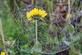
[0,0,82,55]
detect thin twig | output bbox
[67,0,71,24]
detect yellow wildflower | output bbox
[26,8,47,21]
[1,51,5,55]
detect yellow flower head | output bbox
[26,8,47,21]
[1,51,6,55]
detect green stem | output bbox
[35,20,38,43]
[31,0,34,5]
